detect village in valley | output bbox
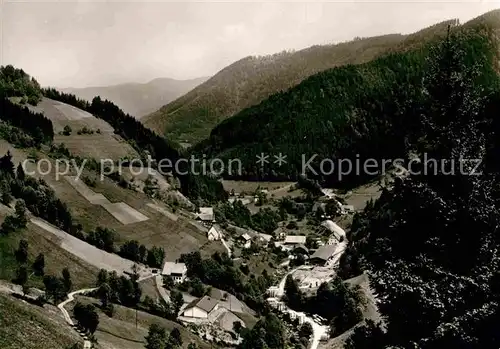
[153,179,379,348]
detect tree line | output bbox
[0,98,54,144]
[215,200,282,234]
[0,65,42,104]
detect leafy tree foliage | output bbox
[32,253,45,276]
[180,251,273,311]
[14,266,28,288]
[43,275,67,303]
[62,268,72,293]
[145,323,168,349]
[73,302,99,334]
[95,269,142,308]
[15,239,29,264]
[0,65,42,103]
[239,313,286,349]
[86,227,116,252]
[215,200,281,234]
[0,98,53,145]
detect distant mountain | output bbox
[61,76,208,118]
[143,19,456,143]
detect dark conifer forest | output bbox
[338,25,500,348]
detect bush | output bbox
[62,125,72,136]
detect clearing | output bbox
[29,97,138,161]
[221,180,295,194]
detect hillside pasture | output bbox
[221,180,294,194]
[0,292,82,349]
[72,295,211,349]
[0,206,98,290]
[30,97,138,161]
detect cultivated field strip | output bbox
[146,203,179,221]
[65,176,149,225]
[31,217,135,275]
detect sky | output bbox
[1,0,499,88]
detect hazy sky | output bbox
[1,0,499,88]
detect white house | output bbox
[182,296,219,319]
[196,207,215,222]
[162,262,187,283]
[207,225,223,241]
[341,205,355,214]
[284,235,307,246]
[238,233,252,249]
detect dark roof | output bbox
[310,245,337,261]
[186,296,219,313]
[293,244,309,253]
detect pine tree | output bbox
[32,253,45,276]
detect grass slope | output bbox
[73,296,211,349]
[0,207,98,290]
[0,292,81,349]
[143,19,455,143]
[29,97,138,161]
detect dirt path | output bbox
[58,288,98,349]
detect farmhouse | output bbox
[273,227,287,240]
[284,235,307,246]
[310,245,337,266]
[238,233,252,249]
[162,262,187,283]
[182,296,219,319]
[341,205,355,214]
[207,225,223,241]
[196,207,215,222]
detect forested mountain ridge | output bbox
[335,12,500,348]
[194,11,500,189]
[62,76,208,118]
[143,20,455,143]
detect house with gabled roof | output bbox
[207,225,223,241]
[195,207,215,222]
[182,296,219,319]
[162,262,187,283]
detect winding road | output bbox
[58,288,98,349]
[268,240,348,349]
